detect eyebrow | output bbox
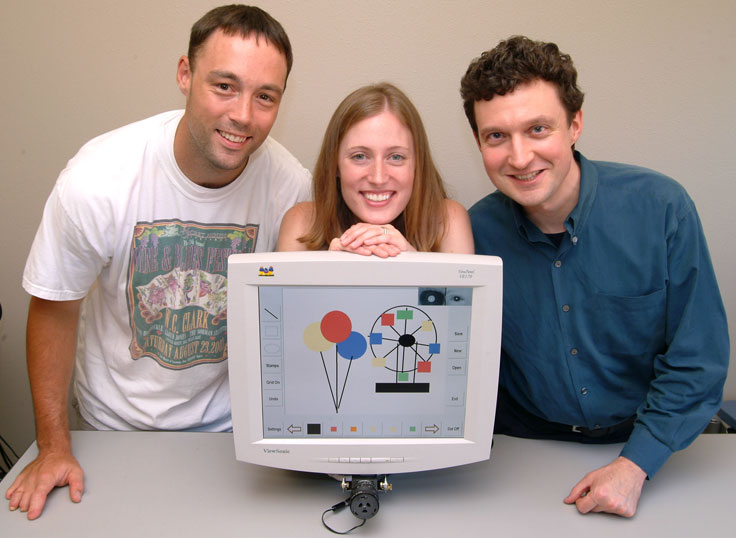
[479,115,557,135]
[525,115,556,126]
[207,70,284,96]
[344,145,412,153]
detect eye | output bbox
[258,93,275,103]
[448,293,469,305]
[531,125,547,135]
[485,132,504,145]
[216,83,232,92]
[350,153,367,162]
[388,153,405,162]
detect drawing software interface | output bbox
[258,285,472,439]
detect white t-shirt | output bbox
[23,110,311,431]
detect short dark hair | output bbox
[188,5,293,79]
[460,36,584,135]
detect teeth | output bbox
[219,130,247,143]
[515,171,540,181]
[364,192,392,202]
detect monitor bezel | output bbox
[228,251,502,475]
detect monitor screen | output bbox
[228,251,502,475]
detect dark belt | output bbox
[570,416,636,438]
[494,387,636,444]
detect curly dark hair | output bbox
[460,36,584,135]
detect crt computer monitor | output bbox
[228,251,502,475]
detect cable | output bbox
[0,435,20,459]
[0,434,20,481]
[321,499,367,534]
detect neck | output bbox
[525,206,572,234]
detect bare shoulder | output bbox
[277,202,315,251]
[443,198,470,220]
[439,199,474,254]
[285,201,315,221]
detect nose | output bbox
[228,96,252,127]
[369,161,388,185]
[508,136,533,170]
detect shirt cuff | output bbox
[619,425,673,477]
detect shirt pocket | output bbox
[581,287,666,357]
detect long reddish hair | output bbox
[301,82,448,251]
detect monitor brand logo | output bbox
[259,265,275,277]
[263,448,290,455]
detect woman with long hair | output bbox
[277,82,473,257]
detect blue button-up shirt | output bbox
[469,152,729,476]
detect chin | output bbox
[362,211,401,225]
[347,203,394,224]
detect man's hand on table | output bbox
[564,456,647,517]
[5,448,85,520]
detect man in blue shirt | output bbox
[461,36,729,517]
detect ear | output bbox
[569,109,583,145]
[176,55,192,97]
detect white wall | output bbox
[1,0,734,454]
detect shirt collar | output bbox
[565,151,597,235]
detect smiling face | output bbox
[337,109,416,225]
[175,29,288,187]
[474,79,583,231]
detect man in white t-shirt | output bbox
[6,5,311,520]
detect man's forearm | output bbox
[25,296,83,452]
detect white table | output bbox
[1,432,733,536]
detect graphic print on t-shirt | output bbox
[127,219,257,369]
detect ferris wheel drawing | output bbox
[369,305,440,394]
[302,305,441,413]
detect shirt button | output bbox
[572,236,578,245]
[581,387,588,395]
[570,348,578,356]
[562,304,570,312]
[554,260,562,268]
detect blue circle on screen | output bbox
[337,331,367,360]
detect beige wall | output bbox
[1,0,734,453]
